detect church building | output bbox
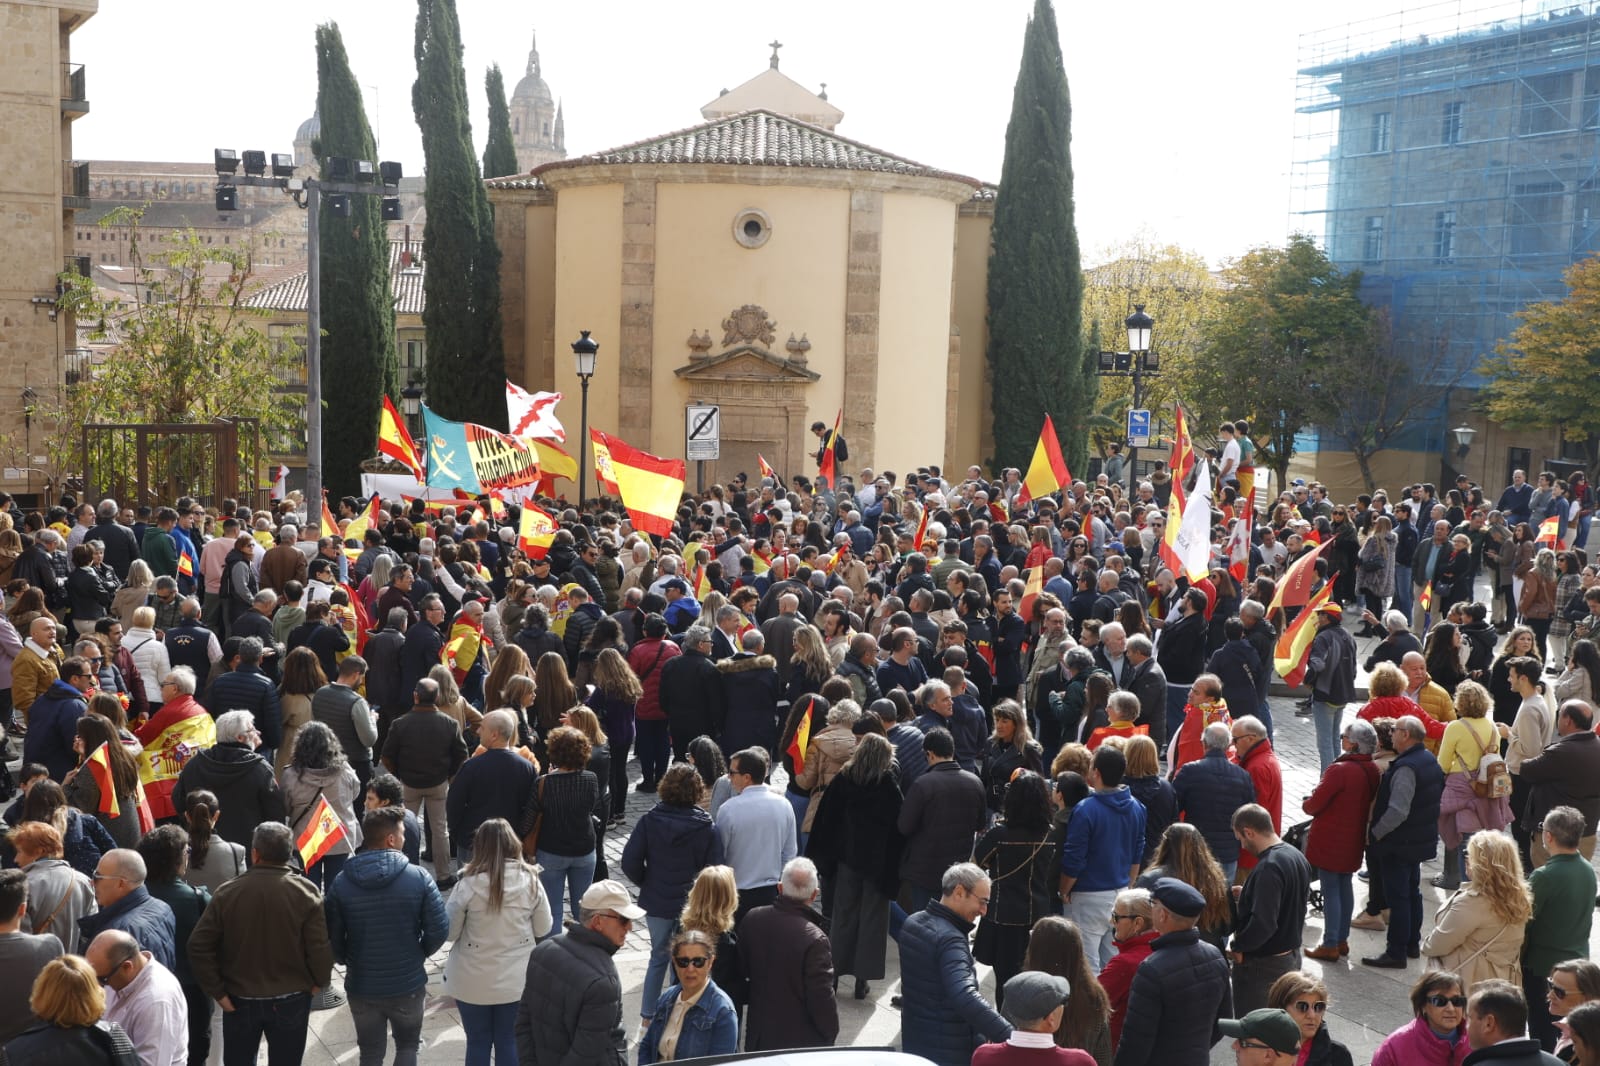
[488,44,996,484]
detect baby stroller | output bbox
[1282,818,1323,915]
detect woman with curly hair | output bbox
[1021,914,1113,1065]
[621,763,724,1032]
[279,721,362,890]
[1138,821,1233,948]
[522,725,598,931]
[1421,831,1531,990]
[1522,547,1562,661]
[274,646,325,779]
[677,864,745,1012]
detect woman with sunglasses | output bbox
[637,929,738,1063]
[1371,969,1470,1066]
[1266,972,1351,1066]
[1549,960,1600,1062]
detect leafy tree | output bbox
[315,22,399,498]
[986,0,1087,475]
[1317,310,1475,493]
[482,64,519,179]
[413,0,506,428]
[1189,234,1371,490]
[54,209,299,493]
[1482,254,1600,470]
[1081,236,1220,460]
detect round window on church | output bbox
[733,208,772,249]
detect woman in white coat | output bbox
[444,817,553,1066]
[1420,830,1532,990]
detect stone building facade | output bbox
[510,32,565,174]
[0,0,97,501]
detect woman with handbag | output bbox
[1356,516,1398,633]
[1420,831,1531,989]
[1521,549,1562,661]
[1432,681,1512,890]
[443,818,552,1066]
[521,725,598,933]
[970,770,1057,1010]
[1302,719,1382,961]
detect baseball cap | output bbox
[999,971,1070,1026]
[1218,1009,1303,1055]
[579,880,645,920]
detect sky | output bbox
[69,0,1521,267]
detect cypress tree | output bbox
[483,64,519,179]
[315,23,398,497]
[986,0,1084,473]
[413,0,506,428]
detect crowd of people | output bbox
[0,435,1597,1066]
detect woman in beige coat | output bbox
[794,700,861,834]
[1420,830,1532,989]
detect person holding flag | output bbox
[1301,601,1358,772]
[281,721,362,891]
[66,713,143,847]
[811,417,847,486]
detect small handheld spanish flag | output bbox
[297,794,347,870]
[85,741,120,818]
[786,695,818,776]
[1537,515,1561,547]
[758,454,778,484]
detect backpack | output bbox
[1459,724,1512,800]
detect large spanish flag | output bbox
[1274,582,1333,688]
[1267,538,1335,614]
[1016,414,1071,507]
[378,396,425,479]
[297,794,347,870]
[85,741,120,818]
[592,429,686,538]
[528,439,578,484]
[135,700,216,819]
[517,502,557,560]
[589,431,621,496]
[1169,402,1197,490]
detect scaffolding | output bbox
[1292,0,1600,410]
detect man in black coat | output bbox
[1362,715,1445,970]
[91,501,141,580]
[1461,980,1564,1066]
[988,588,1026,703]
[228,590,282,682]
[738,857,840,1053]
[445,710,536,862]
[1228,804,1312,1014]
[716,631,781,759]
[1520,699,1600,864]
[1125,634,1168,750]
[399,596,447,703]
[895,728,987,915]
[659,627,726,761]
[1113,877,1232,1066]
[1156,588,1210,741]
[811,420,847,471]
[207,637,283,753]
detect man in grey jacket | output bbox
[1304,602,1357,773]
[515,879,643,1066]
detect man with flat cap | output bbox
[973,972,1097,1065]
[1113,877,1232,1066]
[1218,1008,1303,1065]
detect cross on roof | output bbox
[769,40,783,68]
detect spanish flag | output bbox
[1418,581,1434,616]
[1267,538,1334,615]
[1169,401,1197,489]
[341,495,382,560]
[913,507,929,556]
[1019,562,1044,623]
[135,703,215,819]
[443,617,486,682]
[528,439,578,485]
[758,454,778,483]
[1274,583,1333,688]
[693,565,711,600]
[486,494,508,521]
[787,695,819,776]
[592,429,686,538]
[1538,515,1561,546]
[177,548,195,579]
[297,794,347,870]
[818,409,842,489]
[86,742,120,817]
[517,502,558,560]
[589,431,621,497]
[378,396,425,479]
[750,550,771,576]
[321,497,340,541]
[1016,414,1071,507]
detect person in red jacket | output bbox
[1232,716,1283,873]
[1301,717,1382,961]
[626,613,680,793]
[1099,887,1160,1050]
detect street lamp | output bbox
[571,330,599,505]
[400,380,424,440]
[1123,304,1156,475]
[1453,423,1476,459]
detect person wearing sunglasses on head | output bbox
[1372,969,1470,1066]
[1266,972,1351,1066]
[1547,960,1600,1063]
[637,928,737,1063]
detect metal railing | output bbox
[60,63,87,115]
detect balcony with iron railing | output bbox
[62,161,90,211]
[60,63,88,118]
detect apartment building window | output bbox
[1442,102,1463,144]
[1370,111,1391,153]
[1521,73,1571,135]
[1511,182,1564,255]
[1434,209,1457,263]
[1363,216,1385,263]
[1585,69,1600,129]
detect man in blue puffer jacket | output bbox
[898,861,1011,1065]
[1059,745,1148,969]
[325,806,448,1065]
[1172,720,1257,882]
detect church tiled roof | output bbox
[245,240,425,315]
[532,109,981,187]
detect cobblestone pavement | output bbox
[252,611,1584,1064]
